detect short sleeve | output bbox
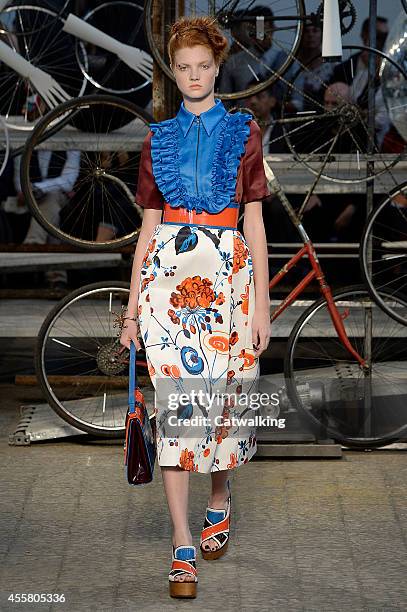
[239,119,271,204]
[135,130,165,210]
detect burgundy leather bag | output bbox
[124,340,156,485]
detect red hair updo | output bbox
[167,16,229,67]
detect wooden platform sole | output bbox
[169,580,197,598]
[200,539,228,560]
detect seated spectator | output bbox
[330,17,390,148]
[287,81,356,154]
[331,17,389,84]
[259,23,337,113]
[60,150,141,242]
[292,24,337,112]
[301,191,366,244]
[244,78,290,153]
[0,95,80,288]
[219,5,275,108]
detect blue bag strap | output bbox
[128,340,137,413]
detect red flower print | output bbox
[238,349,256,370]
[227,370,235,385]
[168,309,180,325]
[240,284,249,315]
[233,236,248,274]
[142,238,156,267]
[170,276,216,310]
[179,448,198,471]
[227,453,238,469]
[203,331,229,353]
[215,292,225,305]
[230,331,239,346]
[141,273,155,292]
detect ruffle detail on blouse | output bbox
[211,112,252,213]
[149,112,252,214]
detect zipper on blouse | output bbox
[195,116,200,196]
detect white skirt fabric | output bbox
[137,221,259,473]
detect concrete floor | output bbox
[0,383,406,612]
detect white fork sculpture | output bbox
[63,13,153,81]
[0,39,71,109]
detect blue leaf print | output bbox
[177,402,194,420]
[175,227,198,254]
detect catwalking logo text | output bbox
[167,414,286,428]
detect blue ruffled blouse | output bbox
[149,98,253,215]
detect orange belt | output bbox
[162,203,238,228]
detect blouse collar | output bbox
[176,98,227,138]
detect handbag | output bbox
[124,340,156,485]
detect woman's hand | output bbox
[120,318,142,351]
[252,307,271,358]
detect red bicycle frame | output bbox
[268,238,366,368]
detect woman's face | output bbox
[171,45,219,101]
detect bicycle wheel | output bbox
[35,281,150,437]
[360,182,407,327]
[284,285,407,448]
[0,116,10,177]
[0,5,87,130]
[21,94,153,250]
[0,1,71,34]
[77,1,151,95]
[381,11,407,143]
[279,45,406,183]
[144,0,305,100]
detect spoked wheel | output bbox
[360,182,407,327]
[77,1,151,95]
[284,285,407,448]
[144,0,305,100]
[381,11,407,142]
[35,281,149,437]
[20,94,153,250]
[0,116,9,177]
[0,5,87,130]
[278,45,406,184]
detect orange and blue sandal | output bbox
[200,480,231,560]
[168,545,198,598]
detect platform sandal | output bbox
[200,480,231,560]
[168,544,198,598]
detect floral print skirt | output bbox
[137,221,259,473]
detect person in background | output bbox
[256,23,337,114]
[330,17,390,148]
[331,17,389,84]
[1,95,80,288]
[289,23,337,112]
[300,83,366,243]
[219,5,275,107]
[244,77,289,154]
[244,78,295,261]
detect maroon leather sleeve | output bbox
[237,119,271,205]
[135,131,165,210]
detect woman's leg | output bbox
[201,469,230,552]
[161,466,194,582]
